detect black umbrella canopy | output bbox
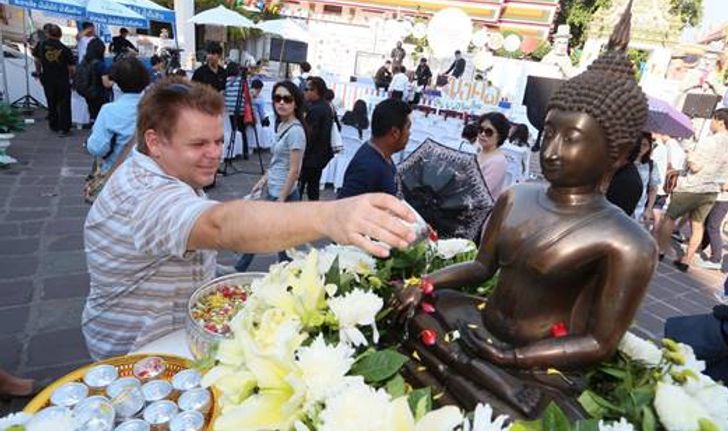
[397,139,495,241]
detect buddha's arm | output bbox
[429,190,511,290]
[462,237,657,369]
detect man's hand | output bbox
[321,194,416,257]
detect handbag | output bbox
[662,141,680,194]
[83,135,134,204]
[330,111,343,153]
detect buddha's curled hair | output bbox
[547,0,647,164]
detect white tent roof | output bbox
[256,19,308,42]
[188,5,255,28]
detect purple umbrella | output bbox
[645,96,694,139]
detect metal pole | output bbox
[0,19,9,103]
[22,9,29,102]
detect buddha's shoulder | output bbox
[600,209,658,254]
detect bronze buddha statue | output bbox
[392,1,658,419]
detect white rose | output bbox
[618,332,662,367]
[434,239,476,260]
[296,335,355,404]
[319,379,391,431]
[328,289,384,346]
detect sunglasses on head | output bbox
[478,126,495,138]
[273,94,294,104]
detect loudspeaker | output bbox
[522,76,565,131]
[269,38,308,64]
[682,93,721,119]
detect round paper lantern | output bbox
[503,34,521,53]
[471,28,489,48]
[474,49,494,70]
[412,22,428,39]
[520,37,540,54]
[487,32,504,50]
[427,8,473,58]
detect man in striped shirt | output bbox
[83,78,416,359]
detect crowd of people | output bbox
[16,20,728,386]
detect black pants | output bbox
[85,95,106,121]
[299,166,323,201]
[42,80,71,132]
[701,201,728,262]
[228,115,250,158]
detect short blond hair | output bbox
[136,77,225,154]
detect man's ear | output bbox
[144,129,162,158]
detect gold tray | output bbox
[24,353,218,430]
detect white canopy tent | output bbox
[188,5,255,28]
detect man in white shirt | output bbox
[651,134,687,224]
[655,109,728,272]
[389,66,409,101]
[75,22,96,63]
[83,78,416,359]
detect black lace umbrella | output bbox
[397,138,495,241]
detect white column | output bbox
[174,0,196,69]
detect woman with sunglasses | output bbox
[235,81,308,272]
[476,112,510,199]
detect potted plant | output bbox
[0,102,24,166]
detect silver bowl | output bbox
[185,272,265,360]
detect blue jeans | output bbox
[234,189,300,272]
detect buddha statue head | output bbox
[542,0,647,190]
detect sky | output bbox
[682,0,728,42]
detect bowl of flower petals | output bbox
[186,273,265,360]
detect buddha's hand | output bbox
[457,321,514,366]
[387,281,423,325]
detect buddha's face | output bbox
[541,109,609,188]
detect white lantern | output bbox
[487,32,504,50]
[427,8,473,58]
[503,34,521,53]
[412,22,427,39]
[471,28,489,48]
[474,49,494,70]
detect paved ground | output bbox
[0,115,725,415]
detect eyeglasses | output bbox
[273,94,294,104]
[478,126,496,138]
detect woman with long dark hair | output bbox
[634,132,661,226]
[342,99,369,139]
[81,37,109,119]
[235,80,307,272]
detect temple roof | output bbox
[587,0,682,48]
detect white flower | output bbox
[328,289,383,346]
[672,342,706,374]
[319,379,391,431]
[618,332,662,367]
[462,403,510,431]
[0,412,31,430]
[598,418,635,431]
[296,335,355,404]
[683,373,728,430]
[434,239,476,260]
[654,382,716,431]
[26,408,75,431]
[384,396,463,431]
[319,245,377,274]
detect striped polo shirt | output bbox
[83,148,217,360]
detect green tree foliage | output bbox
[557,0,702,49]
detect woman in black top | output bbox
[342,99,369,139]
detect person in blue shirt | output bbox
[86,57,150,173]
[338,99,411,199]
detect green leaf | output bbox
[385,374,406,398]
[511,420,545,431]
[599,366,628,380]
[350,349,409,383]
[641,405,656,431]
[407,387,432,421]
[578,390,624,417]
[542,402,572,431]
[630,386,654,410]
[573,419,599,431]
[324,255,340,287]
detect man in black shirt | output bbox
[299,76,333,201]
[606,148,643,216]
[445,50,466,79]
[110,28,138,60]
[33,24,74,136]
[191,42,226,92]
